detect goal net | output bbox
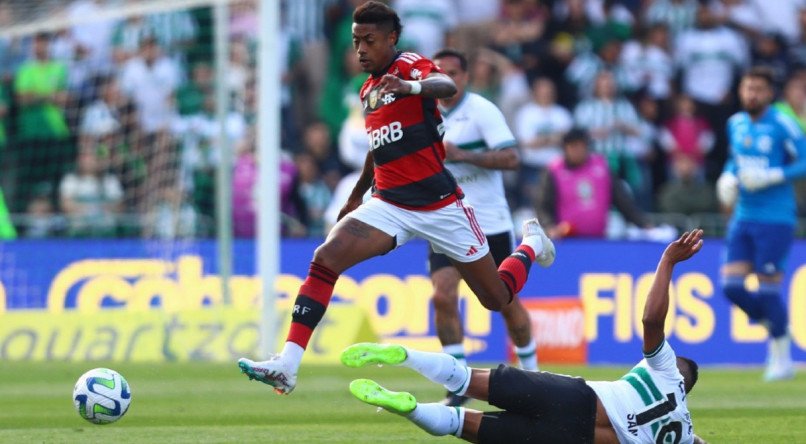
[0,0,256,323]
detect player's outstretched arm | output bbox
[378,72,456,99]
[642,230,704,354]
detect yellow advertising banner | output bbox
[0,305,377,364]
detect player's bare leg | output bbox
[238,217,395,394]
[431,266,465,350]
[454,219,555,312]
[501,297,538,370]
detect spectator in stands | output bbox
[488,0,549,73]
[283,0,343,127]
[145,8,198,72]
[644,0,699,39]
[80,75,140,210]
[177,62,213,116]
[143,187,198,239]
[13,32,72,213]
[0,3,26,82]
[585,0,634,47]
[535,128,650,240]
[22,183,64,238]
[50,28,94,99]
[232,136,258,238]
[228,37,252,112]
[658,154,718,215]
[467,48,530,125]
[787,8,806,71]
[230,0,259,43]
[659,94,715,178]
[174,91,247,222]
[328,84,369,234]
[119,36,181,212]
[280,150,308,238]
[393,0,457,58]
[712,0,764,39]
[629,93,660,211]
[59,149,124,237]
[338,91,369,171]
[618,23,673,99]
[301,120,341,190]
[119,36,180,136]
[514,77,573,206]
[111,15,149,64]
[676,5,748,178]
[565,36,628,100]
[751,32,790,88]
[747,0,806,45]
[448,0,500,57]
[67,0,117,75]
[294,151,331,237]
[573,70,643,195]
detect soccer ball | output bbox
[72,368,131,424]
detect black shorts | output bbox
[478,365,597,444]
[428,231,514,273]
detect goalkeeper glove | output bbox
[716,172,739,207]
[738,167,785,191]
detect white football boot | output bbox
[238,355,298,394]
[522,218,555,267]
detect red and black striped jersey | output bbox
[359,51,462,210]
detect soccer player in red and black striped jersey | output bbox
[237,1,555,395]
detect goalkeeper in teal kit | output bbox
[717,67,806,381]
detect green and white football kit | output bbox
[587,340,694,444]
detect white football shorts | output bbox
[347,197,489,263]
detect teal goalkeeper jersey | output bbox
[724,106,806,225]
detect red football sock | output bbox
[286,262,339,349]
[497,245,535,299]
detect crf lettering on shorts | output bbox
[368,121,404,150]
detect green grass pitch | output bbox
[0,361,803,443]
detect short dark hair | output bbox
[562,128,589,146]
[743,66,775,87]
[678,356,699,393]
[353,1,403,45]
[433,48,468,71]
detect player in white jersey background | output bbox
[342,230,707,444]
[427,48,540,406]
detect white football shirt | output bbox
[586,341,695,444]
[440,92,517,235]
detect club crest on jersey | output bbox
[369,89,379,109]
[366,88,397,111]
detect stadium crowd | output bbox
[0,0,805,239]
